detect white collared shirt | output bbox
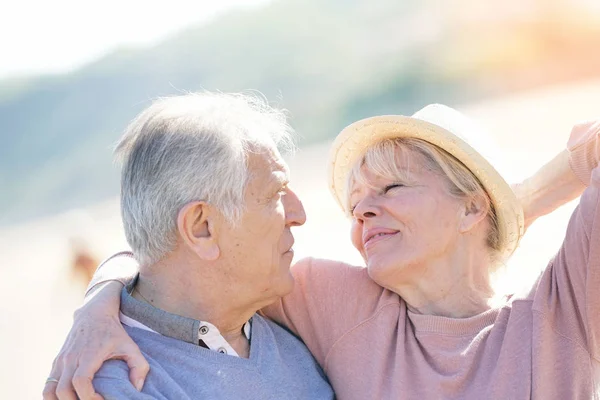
[120,312,251,357]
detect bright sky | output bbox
[0,0,270,79]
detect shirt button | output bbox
[199,325,209,335]
[218,347,227,354]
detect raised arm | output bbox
[512,148,586,231]
[516,121,599,228]
[530,120,600,357]
[44,252,142,400]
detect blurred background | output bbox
[1,0,599,398]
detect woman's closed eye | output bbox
[349,183,405,214]
[382,183,405,194]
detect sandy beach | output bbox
[2,79,600,399]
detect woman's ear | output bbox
[177,202,220,261]
[459,195,489,234]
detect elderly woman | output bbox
[46,104,599,399]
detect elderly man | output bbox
[46,93,334,399]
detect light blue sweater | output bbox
[93,288,334,399]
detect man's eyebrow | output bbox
[275,166,290,182]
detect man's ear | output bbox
[177,201,220,261]
[458,195,489,234]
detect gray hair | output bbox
[115,92,294,266]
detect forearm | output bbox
[518,120,599,227]
[85,251,139,298]
[83,280,125,308]
[517,150,586,228]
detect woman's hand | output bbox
[43,281,149,400]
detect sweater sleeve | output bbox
[261,257,391,369]
[85,251,139,296]
[535,121,600,359]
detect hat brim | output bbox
[328,115,524,258]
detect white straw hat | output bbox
[328,104,524,258]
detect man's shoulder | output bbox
[96,359,131,381]
[93,359,142,397]
[93,331,197,399]
[255,313,303,341]
[94,357,187,399]
[253,313,326,360]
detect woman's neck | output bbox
[383,251,496,318]
[401,282,495,318]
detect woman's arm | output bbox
[512,122,599,231]
[513,149,586,231]
[531,120,600,357]
[43,253,142,400]
[84,251,139,296]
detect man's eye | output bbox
[273,185,288,198]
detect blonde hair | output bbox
[348,137,501,256]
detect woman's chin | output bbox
[366,256,411,287]
[367,259,394,283]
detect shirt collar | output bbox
[121,276,251,348]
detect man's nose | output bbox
[285,187,307,227]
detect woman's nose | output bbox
[352,197,380,221]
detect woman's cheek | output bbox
[350,220,363,252]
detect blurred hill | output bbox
[1,0,600,226]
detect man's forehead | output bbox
[264,147,290,175]
[248,149,290,182]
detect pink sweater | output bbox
[262,125,600,399]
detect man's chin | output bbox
[283,249,294,260]
[275,271,295,297]
[280,251,295,268]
